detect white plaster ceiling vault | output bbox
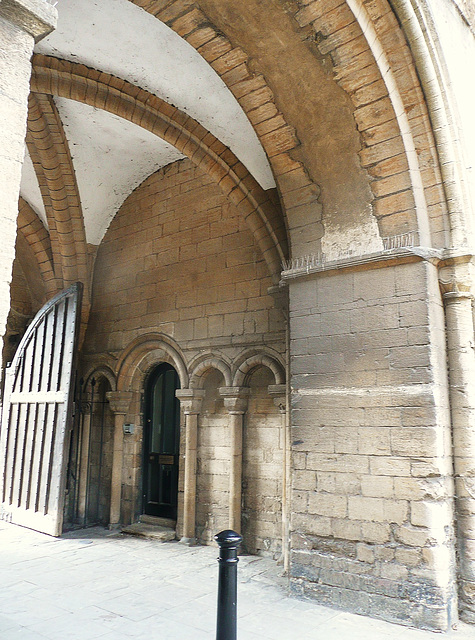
[20,0,276,245]
[54,98,185,246]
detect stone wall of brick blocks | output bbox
[196,370,229,544]
[242,366,282,558]
[120,391,144,528]
[85,158,284,354]
[83,157,286,537]
[288,259,456,630]
[193,366,284,555]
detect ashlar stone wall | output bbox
[85,159,283,354]
[83,158,286,539]
[243,366,282,558]
[196,370,229,543]
[288,259,456,631]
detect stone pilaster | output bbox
[106,391,134,527]
[0,0,56,350]
[219,387,250,533]
[176,388,205,544]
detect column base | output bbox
[180,536,196,546]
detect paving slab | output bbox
[0,521,474,639]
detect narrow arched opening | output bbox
[143,363,181,521]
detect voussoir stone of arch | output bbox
[18,197,57,297]
[115,333,189,391]
[233,352,286,387]
[189,356,233,389]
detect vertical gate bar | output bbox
[42,309,54,393]
[47,305,59,392]
[0,404,8,501]
[84,379,95,524]
[2,404,13,500]
[49,300,65,393]
[28,328,39,393]
[78,398,90,523]
[56,298,69,392]
[44,403,59,515]
[30,403,45,511]
[25,404,40,510]
[17,404,31,506]
[70,378,83,523]
[35,403,50,512]
[18,335,31,393]
[36,308,49,392]
[31,317,46,393]
[2,403,16,503]
[9,403,24,506]
[12,343,25,393]
[95,386,106,521]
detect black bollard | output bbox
[215,529,243,640]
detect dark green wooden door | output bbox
[143,364,180,519]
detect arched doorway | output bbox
[64,375,114,530]
[83,377,114,526]
[143,363,180,520]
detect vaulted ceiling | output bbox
[17,0,456,317]
[21,0,275,247]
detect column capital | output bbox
[176,388,205,414]
[439,260,474,300]
[268,384,287,412]
[219,387,250,414]
[106,391,134,416]
[443,290,474,302]
[0,0,57,42]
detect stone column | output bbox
[269,384,288,571]
[0,0,56,348]
[442,270,475,623]
[176,388,205,544]
[220,387,250,533]
[106,391,133,528]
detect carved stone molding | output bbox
[106,391,134,416]
[439,260,475,299]
[219,386,250,414]
[176,388,205,415]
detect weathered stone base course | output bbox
[290,549,455,630]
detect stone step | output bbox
[139,514,176,528]
[121,522,176,542]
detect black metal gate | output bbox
[0,283,82,536]
[64,376,113,529]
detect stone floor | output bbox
[0,521,474,640]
